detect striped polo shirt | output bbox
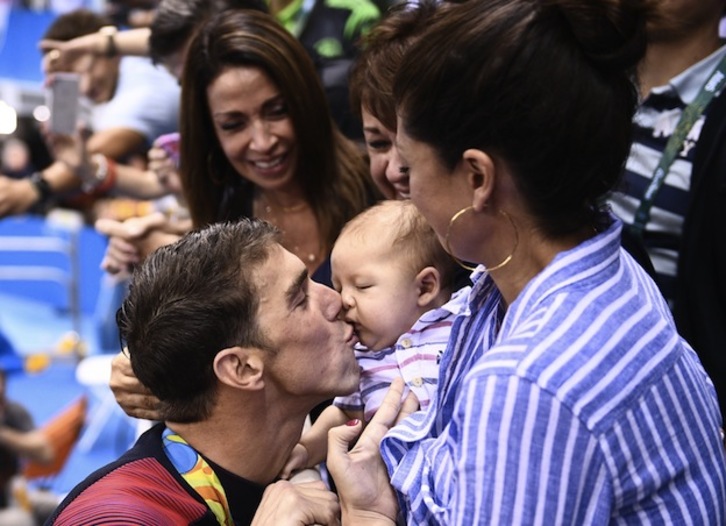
[380,216,726,525]
[609,44,726,304]
[334,288,468,422]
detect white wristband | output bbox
[81,153,108,192]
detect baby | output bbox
[281,200,469,478]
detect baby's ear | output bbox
[415,266,441,309]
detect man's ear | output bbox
[415,266,442,309]
[462,149,496,212]
[213,346,265,392]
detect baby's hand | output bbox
[279,443,310,480]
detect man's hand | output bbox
[251,480,340,526]
[0,176,38,217]
[109,351,161,421]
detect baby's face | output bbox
[331,233,423,351]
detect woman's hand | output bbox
[251,480,340,526]
[96,213,180,277]
[109,351,161,421]
[39,34,106,73]
[148,145,183,197]
[326,378,418,525]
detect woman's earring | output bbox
[445,206,519,273]
[445,206,478,272]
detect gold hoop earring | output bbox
[445,206,477,272]
[444,206,519,273]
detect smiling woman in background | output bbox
[100,9,375,286]
[348,0,439,201]
[179,9,374,285]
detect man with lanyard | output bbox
[609,0,726,418]
[46,220,359,525]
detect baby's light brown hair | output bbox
[338,200,457,295]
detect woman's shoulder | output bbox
[465,279,684,422]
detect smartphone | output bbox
[46,73,80,135]
[154,132,180,165]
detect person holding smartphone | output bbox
[0,9,180,219]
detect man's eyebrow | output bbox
[285,268,309,306]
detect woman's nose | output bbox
[249,120,276,152]
[386,147,408,185]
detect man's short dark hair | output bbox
[43,9,112,42]
[117,219,279,423]
[149,0,267,64]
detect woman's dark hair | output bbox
[395,0,651,236]
[349,0,439,131]
[180,10,372,252]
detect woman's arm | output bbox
[96,214,186,277]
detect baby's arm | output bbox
[299,406,361,466]
[280,405,363,479]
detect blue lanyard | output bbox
[630,53,726,238]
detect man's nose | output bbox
[322,284,344,321]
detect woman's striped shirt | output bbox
[380,217,726,525]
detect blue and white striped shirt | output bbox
[380,217,726,525]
